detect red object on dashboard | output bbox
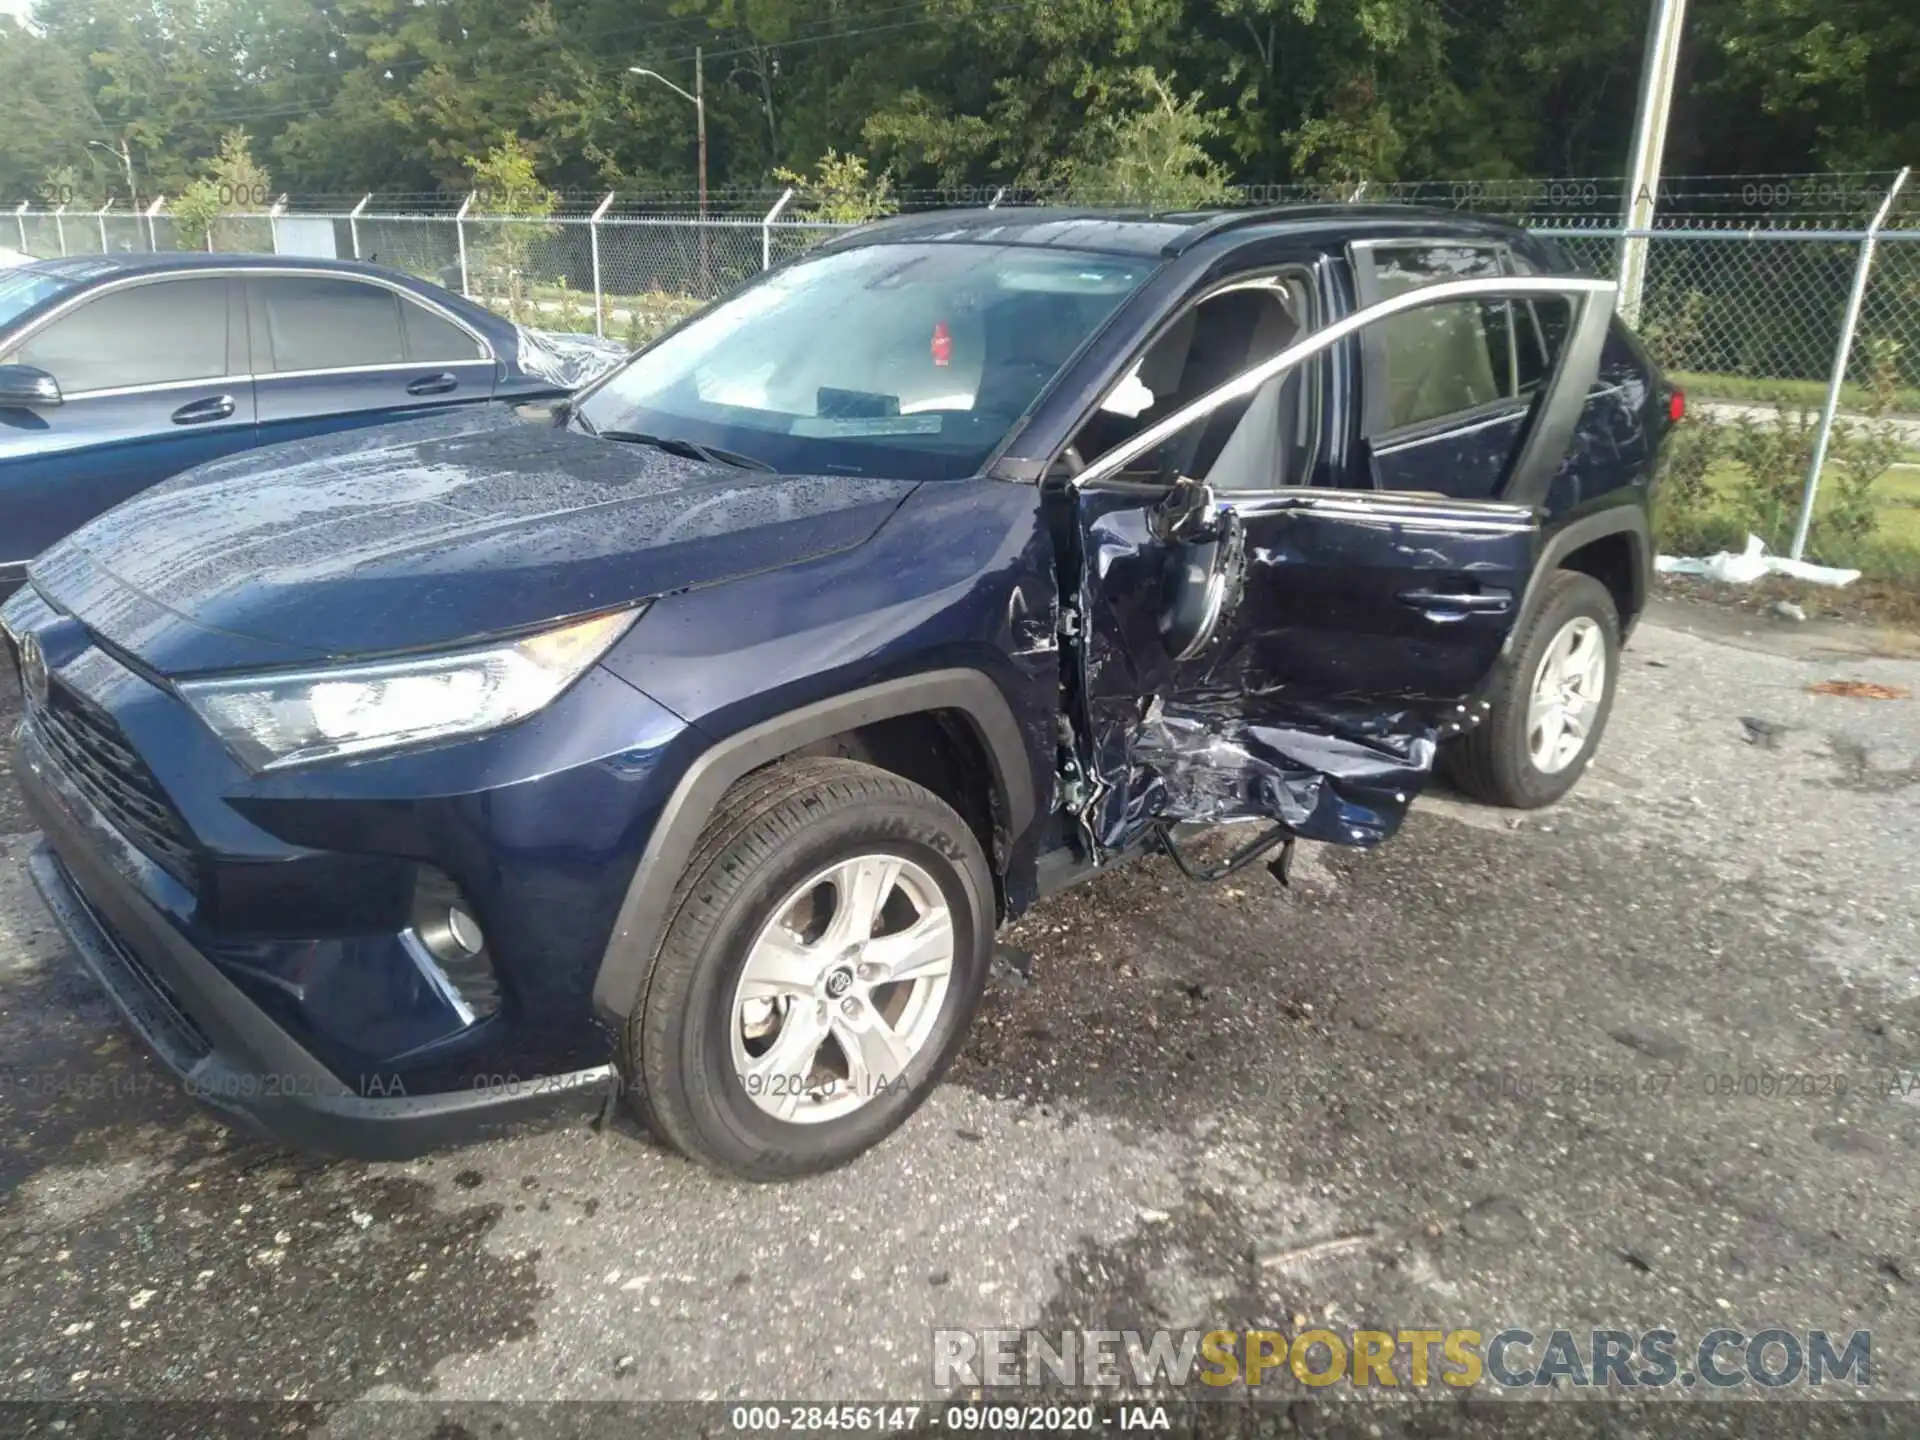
[1669,389,1686,422]
[931,320,952,367]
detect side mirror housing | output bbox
[0,364,62,409]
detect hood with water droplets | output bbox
[30,406,916,673]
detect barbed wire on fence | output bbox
[8,177,1919,403]
[20,170,1920,226]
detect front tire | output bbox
[1444,569,1620,808]
[622,758,994,1180]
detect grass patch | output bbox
[1654,341,1920,601]
[1668,369,1920,418]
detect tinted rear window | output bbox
[253,276,407,371]
[11,278,229,392]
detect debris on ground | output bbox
[988,945,1035,991]
[1657,533,1860,588]
[1806,679,1912,701]
[1740,716,1792,748]
[1770,599,1808,622]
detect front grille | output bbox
[59,856,214,1061]
[34,685,200,888]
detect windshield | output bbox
[576,242,1151,481]
[0,268,76,333]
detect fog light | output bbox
[408,868,502,1021]
[446,905,485,955]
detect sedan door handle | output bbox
[1396,587,1514,616]
[406,373,459,396]
[171,394,236,425]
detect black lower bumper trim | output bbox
[20,735,612,1160]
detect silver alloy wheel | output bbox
[1526,615,1607,774]
[728,852,955,1125]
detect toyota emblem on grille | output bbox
[19,633,49,709]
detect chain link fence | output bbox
[9,178,1919,567]
[1540,228,1920,403]
[13,184,1916,404]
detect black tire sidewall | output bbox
[659,793,991,1176]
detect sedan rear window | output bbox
[577,243,1150,480]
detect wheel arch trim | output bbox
[1515,507,1652,648]
[591,669,1035,1023]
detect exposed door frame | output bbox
[1070,275,1617,510]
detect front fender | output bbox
[589,669,1035,1024]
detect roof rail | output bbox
[1159,201,1523,257]
[1160,207,1311,256]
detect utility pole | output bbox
[695,45,709,291]
[629,54,710,289]
[1616,0,1688,328]
[695,46,708,225]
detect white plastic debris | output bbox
[513,327,631,390]
[1655,533,1860,588]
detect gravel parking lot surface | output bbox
[2,594,1919,1428]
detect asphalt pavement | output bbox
[2,592,1919,1432]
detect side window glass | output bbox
[1073,278,1311,491]
[12,279,229,393]
[1517,298,1572,395]
[1360,243,1515,433]
[254,277,406,372]
[400,299,487,363]
[1375,300,1507,428]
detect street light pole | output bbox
[628,60,707,215]
[629,57,709,287]
[88,138,139,214]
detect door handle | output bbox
[1396,587,1513,616]
[406,373,459,396]
[171,394,235,425]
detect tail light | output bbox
[1668,389,1686,422]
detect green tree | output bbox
[0,27,104,203]
[172,129,274,249]
[773,149,896,222]
[466,137,558,319]
[1061,69,1232,208]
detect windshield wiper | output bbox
[597,429,774,472]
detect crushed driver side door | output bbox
[1065,273,1617,855]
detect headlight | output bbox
[179,607,641,771]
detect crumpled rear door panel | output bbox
[1062,272,1617,857]
[1072,488,1537,850]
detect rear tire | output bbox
[1443,569,1620,809]
[622,757,993,1180]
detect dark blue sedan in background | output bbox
[0,253,622,590]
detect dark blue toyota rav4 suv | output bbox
[5,207,1675,1179]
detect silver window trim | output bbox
[0,265,497,372]
[257,358,492,383]
[1370,404,1530,457]
[1072,275,1615,491]
[62,375,252,402]
[1243,491,1536,534]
